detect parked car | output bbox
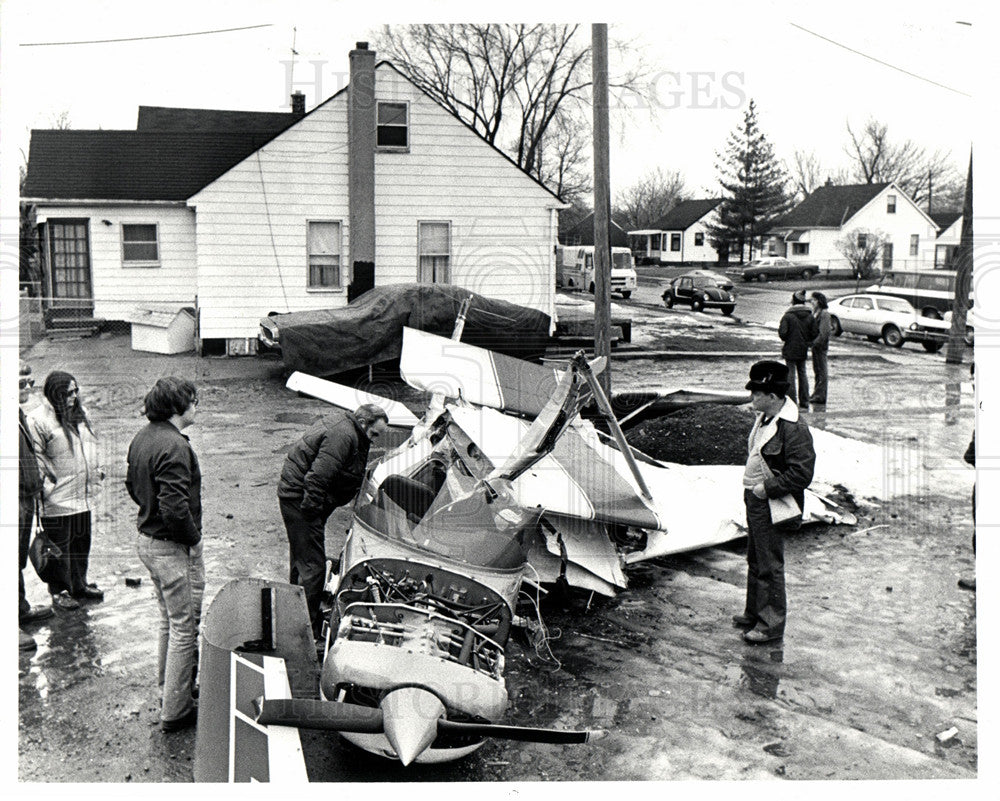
[728,257,820,282]
[662,270,736,315]
[828,293,949,351]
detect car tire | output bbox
[691,297,705,312]
[663,293,674,309]
[620,291,631,299]
[922,340,944,353]
[589,282,595,294]
[964,327,975,346]
[801,268,815,279]
[883,325,904,348]
[831,317,842,336]
[721,305,735,316]
[757,274,768,283]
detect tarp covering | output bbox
[269,284,552,377]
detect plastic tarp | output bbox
[269,284,551,377]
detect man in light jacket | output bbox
[734,361,816,644]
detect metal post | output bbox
[592,23,612,397]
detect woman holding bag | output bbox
[28,371,104,610]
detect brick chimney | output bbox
[348,41,376,300]
[291,91,306,116]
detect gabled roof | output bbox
[930,212,961,233]
[560,212,630,247]
[22,130,283,201]
[651,199,721,231]
[772,183,890,229]
[136,105,300,133]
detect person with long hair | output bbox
[28,370,104,610]
[809,291,832,405]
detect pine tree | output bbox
[706,100,793,263]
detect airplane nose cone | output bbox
[379,687,445,766]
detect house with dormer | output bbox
[766,181,939,273]
[21,43,566,353]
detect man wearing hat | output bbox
[736,360,816,644]
[778,290,818,410]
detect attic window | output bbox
[122,224,159,264]
[377,101,408,148]
[887,194,896,213]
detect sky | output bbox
[0,0,981,199]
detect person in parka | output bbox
[778,289,818,409]
[277,404,389,636]
[28,371,104,609]
[734,361,816,644]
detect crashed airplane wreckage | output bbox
[194,326,857,777]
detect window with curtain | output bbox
[418,222,451,284]
[122,224,159,264]
[307,221,342,288]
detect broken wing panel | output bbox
[285,371,419,428]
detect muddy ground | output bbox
[16,312,980,784]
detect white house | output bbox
[22,43,566,352]
[767,181,939,273]
[627,199,721,265]
[930,212,963,268]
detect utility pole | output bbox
[945,151,972,365]
[592,23,612,397]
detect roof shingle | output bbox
[773,183,889,229]
[651,199,721,231]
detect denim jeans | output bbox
[279,497,328,637]
[742,489,786,637]
[137,535,205,723]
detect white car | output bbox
[828,293,950,352]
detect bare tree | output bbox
[844,118,963,210]
[613,167,688,230]
[375,24,652,195]
[835,228,889,281]
[790,149,823,200]
[530,111,592,206]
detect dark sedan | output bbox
[662,271,736,315]
[727,257,820,282]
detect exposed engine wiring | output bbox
[519,564,562,671]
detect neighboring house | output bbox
[627,199,721,265]
[559,212,630,248]
[767,181,939,273]
[931,212,962,269]
[22,43,566,352]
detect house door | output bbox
[46,219,94,323]
[882,242,894,272]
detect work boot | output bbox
[52,591,80,610]
[20,605,55,625]
[958,577,976,591]
[19,629,37,651]
[74,584,104,601]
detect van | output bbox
[867,269,969,318]
[556,245,638,298]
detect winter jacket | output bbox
[277,412,372,520]
[125,421,203,546]
[811,309,832,351]
[748,397,816,525]
[19,408,43,500]
[28,400,101,516]
[779,305,818,361]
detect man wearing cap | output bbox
[736,360,816,644]
[19,362,54,651]
[778,290,818,410]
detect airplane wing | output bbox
[194,579,318,782]
[285,371,419,429]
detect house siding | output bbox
[776,185,939,272]
[37,204,196,320]
[190,64,558,341]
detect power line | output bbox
[789,22,971,98]
[20,23,273,47]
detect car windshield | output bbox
[612,252,633,270]
[877,297,914,314]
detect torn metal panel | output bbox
[285,371,419,428]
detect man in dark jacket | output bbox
[278,404,389,636]
[735,361,816,644]
[126,377,204,732]
[19,363,53,651]
[778,289,818,410]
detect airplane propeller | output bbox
[255,692,606,766]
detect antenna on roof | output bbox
[289,26,298,87]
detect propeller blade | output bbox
[437,719,607,745]
[380,687,446,766]
[254,697,384,733]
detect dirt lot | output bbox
[16,315,980,784]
